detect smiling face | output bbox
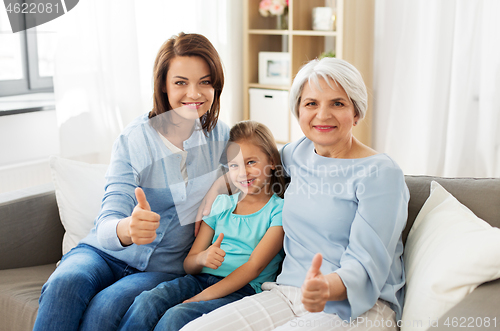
[227,141,275,198]
[165,56,214,121]
[298,77,359,157]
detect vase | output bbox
[276,13,288,30]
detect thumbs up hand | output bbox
[129,187,161,245]
[197,233,226,269]
[301,253,330,312]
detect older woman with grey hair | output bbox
[184,57,409,331]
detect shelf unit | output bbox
[243,0,374,146]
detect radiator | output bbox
[0,159,52,194]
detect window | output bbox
[0,6,56,97]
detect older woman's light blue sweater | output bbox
[278,137,409,321]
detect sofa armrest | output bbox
[431,279,500,330]
[0,183,64,270]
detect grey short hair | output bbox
[289,57,367,120]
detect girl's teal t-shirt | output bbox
[201,193,284,293]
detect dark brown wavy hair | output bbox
[149,32,224,133]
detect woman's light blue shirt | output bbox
[202,193,285,293]
[277,137,409,321]
[81,113,230,274]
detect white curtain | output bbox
[373,0,500,177]
[54,0,243,164]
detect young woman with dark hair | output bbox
[34,32,230,331]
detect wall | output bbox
[0,110,59,193]
[342,0,375,147]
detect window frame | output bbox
[0,13,54,97]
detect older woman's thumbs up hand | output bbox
[301,253,330,312]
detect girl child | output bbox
[117,120,287,331]
[34,32,230,331]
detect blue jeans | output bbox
[118,273,256,331]
[33,244,180,331]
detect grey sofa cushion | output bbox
[435,278,500,330]
[0,264,56,331]
[403,176,500,244]
[0,183,64,270]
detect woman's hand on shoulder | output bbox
[117,187,160,246]
[195,172,234,236]
[195,190,218,236]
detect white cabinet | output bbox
[249,88,289,144]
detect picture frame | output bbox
[258,52,291,86]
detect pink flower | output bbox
[260,0,272,10]
[269,3,285,16]
[260,0,287,17]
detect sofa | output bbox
[1,176,499,331]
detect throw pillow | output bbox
[49,156,108,255]
[401,181,500,331]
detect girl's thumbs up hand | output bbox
[301,253,330,312]
[197,233,226,269]
[129,187,161,245]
